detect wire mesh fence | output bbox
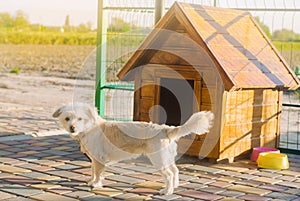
[98,0,300,152]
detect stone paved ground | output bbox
[1,111,300,201]
[1,74,300,201]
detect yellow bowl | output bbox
[257,152,289,170]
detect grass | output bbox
[1,30,300,51]
[272,41,300,51]
[0,31,147,46]
[0,31,97,45]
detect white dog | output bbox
[53,103,214,195]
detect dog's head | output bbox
[52,103,99,137]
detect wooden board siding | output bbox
[220,89,280,159]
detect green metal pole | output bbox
[155,0,164,24]
[95,0,107,117]
[214,0,219,7]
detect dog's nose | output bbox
[70,125,75,133]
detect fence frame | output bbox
[95,0,300,153]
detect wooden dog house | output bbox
[117,2,300,161]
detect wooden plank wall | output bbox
[220,88,280,159]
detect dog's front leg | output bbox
[91,160,105,189]
[87,161,96,186]
[160,167,174,195]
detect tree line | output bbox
[0,10,93,33]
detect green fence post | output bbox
[95,0,107,117]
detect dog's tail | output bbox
[167,111,214,141]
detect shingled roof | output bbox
[117,2,300,90]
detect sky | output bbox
[0,0,98,28]
[0,0,299,33]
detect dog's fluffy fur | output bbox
[53,103,214,195]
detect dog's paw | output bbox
[87,180,94,186]
[92,182,103,189]
[160,187,173,195]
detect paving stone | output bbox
[213,164,249,172]
[19,172,49,179]
[239,194,271,201]
[234,173,258,180]
[92,187,123,197]
[217,190,245,198]
[1,196,36,201]
[0,190,17,200]
[47,170,82,179]
[29,192,79,201]
[242,169,259,175]
[1,184,44,197]
[80,195,112,201]
[176,189,223,200]
[59,181,84,187]
[135,181,164,190]
[42,149,71,156]
[216,176,238,183]
[106,174,145,184]
[259,184,288,192]
[178,173,198,181]
[3,175,43,186]
[0,172,14,179]
[277,181,300,188]
[52,146,72,151]
[285,188,300,195]
[127,173,163,182]
[38,175,62,181]
[209,181,233,188]
[228,184,272,196]
[200,186,225,194]
[267,192,299,201]
[252,176,283,184]
[153,194,182,200]
[190,178,216,185]
[278,170,300,177]
[218,198,244,201]
[55,164,79,170]
[30,183,61,190]
[64,190,95,199]
[186,165,225,174]
[66,160,91,168]
[254,171,283,178]
[181,182,207,190]
[122,165,158,174]
[106,166,134,175]
[233,179,263,187]
[17,151,40,156]
[29,165,55,172]
[277,175,298,182]
[46,186,74,195]
[124,195,152,200]
[127,187,159,195]
[113,192,139,200]
[0,151,15,156]
[0,165,31,174]
[106,182,134,191]
[219,170,242,177]
[173,197,195,201]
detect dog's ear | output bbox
[52,106,65,118]
[86,105,98,123]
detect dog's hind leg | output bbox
[170,163,179,188]
[159,166,174,195]
[91,159,105,189]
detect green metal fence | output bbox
[95,0,300,152]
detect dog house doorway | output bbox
[158,78,195,126]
